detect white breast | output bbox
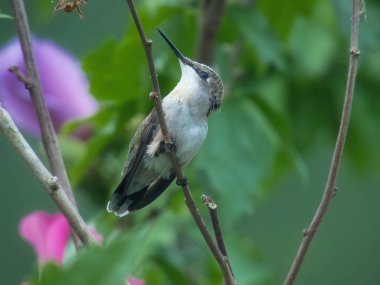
[145,94,208,176]
[145,65,210,175]
[165,94,208,164]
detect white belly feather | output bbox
[144,95,208,176]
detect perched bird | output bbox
[107,29,224,217]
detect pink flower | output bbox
[19,211,103,265]
[89,227,104,244]
[0,38,97,136]
[127,277,145,285]
[19,211,143,283]
[19,211,70,265]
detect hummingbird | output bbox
[107,29,224,217]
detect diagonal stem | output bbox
[10,0,76,207]
[125,1,235,284]
[11,0,86,247]
[202,194,234,277]
[283,1,362,284]
[0,106,97,245]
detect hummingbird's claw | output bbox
[176,176,188,187]
[155,138,176,157]
[158,138,176,153]
[165,138,176,153]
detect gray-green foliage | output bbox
[37,0,380,284]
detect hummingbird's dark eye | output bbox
[200,71,209,80]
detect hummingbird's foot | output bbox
[165,137,176,153]
[176,176,188,187]
[157,138,176,155]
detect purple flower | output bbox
[0,38,97,136]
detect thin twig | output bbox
[202,195,227,257]
[197,0,226,65]
[125,1,235,284]
[10,0,76,207]
[9,66,32,86]
[202,195,234,277]
[283,1,362,284]
[0,106,97,245]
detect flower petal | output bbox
[19,211,70,264]
[127,277,145,285]
[89,227,103,244]
[0,38,98,136]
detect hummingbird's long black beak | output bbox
[158,29,188,65]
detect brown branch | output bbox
[125,1,235,284]
[0,106,97,245]
[9,66,32,86]
[283,1,362,284]
[11,0,85,247]
[202,195,234,277]
[10,0,76,207]
[197,0,226,65]
[202,195,227,256]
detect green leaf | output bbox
[287,17,337,77]
[229,7,285,70]
[195,97,278,223]
[30,225,157,285]
[251,76,308,193]
[258,0,318,40]
[149,255,190,285]
[82,38,145,102]
[227,236,274,285]
[65,105,121,186]
[0,12,13,20]
[82,5,181,103]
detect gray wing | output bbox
[114,109,159,196]
[127,171,176,211]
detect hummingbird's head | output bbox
[158,29,224,116]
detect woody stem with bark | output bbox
[125,1,235,284]
[0,106,97,245]
[283,1,362,284]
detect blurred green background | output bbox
[1,0,380,284]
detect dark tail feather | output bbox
[129,172,176,211]
[107,172,175,216]
[107,176,134,216]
